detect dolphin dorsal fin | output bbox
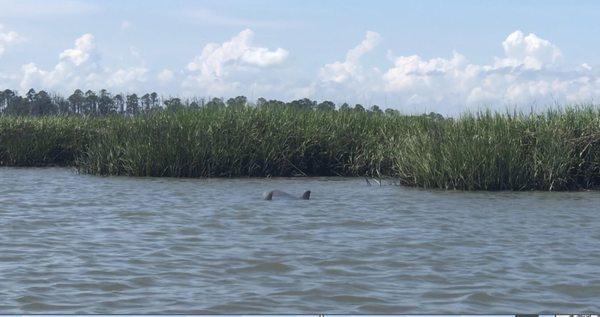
[264,191,274,200]
[302,190,311,200]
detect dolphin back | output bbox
[263,190,310,200]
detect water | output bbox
[1,167,599,314]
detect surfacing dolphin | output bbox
[263,190,311,200]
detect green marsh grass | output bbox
[76,107,401,177]
[1,106,599,190]
[393,107,600,190]
[0,115,99,166]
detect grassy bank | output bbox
[1,106,599,190]
[393,108,600,190]
[0,116,100,166]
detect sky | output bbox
[1,0,600,114]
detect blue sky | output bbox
[1,0,600,113]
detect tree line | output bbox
[0,88,406,116]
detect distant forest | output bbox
[0,88,402,116]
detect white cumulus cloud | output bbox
[187,29,288,76]
[185,28,289,94]
[17,33,148,93]
[383,51,476,106]
[58,33,97,66]
[319,31,381,83]
[494,30,562,70]
[19,33,100,92]
[107,67,148,87]
[320,30,600,113]
[308,31,386,103]
[157,69,174,84]
[0,24,23,56]
[4,26,600,114]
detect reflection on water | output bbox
[1,167,599,313]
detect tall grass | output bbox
[393,107,600,190]
[76,107,402,177]
[0,115,100,166]
[1,106,599,190]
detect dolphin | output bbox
[263,190,311,200]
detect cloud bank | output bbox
[17,33,148,93]
[1,27,600,113]
[314,30,600,113]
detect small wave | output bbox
[549,282,600,298]
[178,227,202,235]
[338,219,380,228]
[226,262,294,274]
[330,294,385,303]
[167,244,194,252]
[316,258,371,267]
[119,210,156,218]
[321,267,360,276]
[0,254,25,262]
[16,295,44,304]
[207,301,270,313]
[271,287,326,297]
[98,281,133,292]
[464,291,499,304]
[52,282,104,291]
[357,303,418,313]
[99,296,152,309]
[259,226,281,234]
[20,302,84,312]
[128,276,156,287]
[422,290,470,299]
[85,269,134,277]
[403,241,445,251]
[390,273,448,284]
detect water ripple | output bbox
[1,167,600,313]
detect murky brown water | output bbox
[1,167,599,313]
